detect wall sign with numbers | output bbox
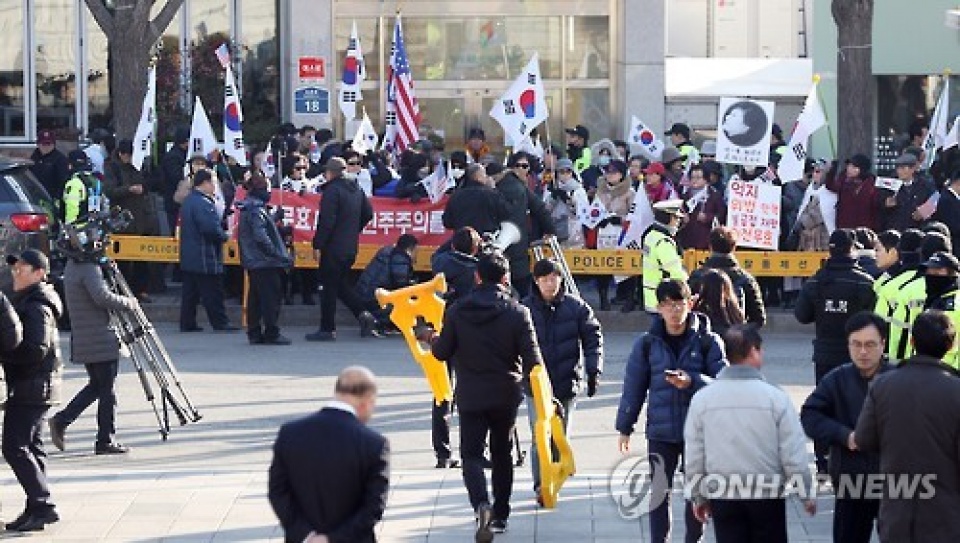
[294,87,330,115]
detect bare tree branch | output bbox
[148,0,185,44]
[84,0,115,37]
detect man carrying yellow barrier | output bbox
[416,252,543,541]
[521,259,602,507]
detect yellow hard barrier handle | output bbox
[531,365,576,508]
[375,274,453,406]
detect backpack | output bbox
[727,271,753,312]
[640,331,714,371]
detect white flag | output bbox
[945,115,960,151]
[922,78,950,168]
[222,66,247,166]
[188,96,219,161]
[619,189,655,251]
[351,111,379,155]
[627,115,665,160]
[339,21,366,120]
[131,66,156,171]
[489,53,549,143]
[423,161,453,204]
[777,83,827,182]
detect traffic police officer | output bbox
[62,150,103,225]
[922,252,960,368]
[641,199,688,313]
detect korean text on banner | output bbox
[726,178,782,250]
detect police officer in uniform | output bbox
[794,228,876,473]
[920,252,960,368]
[62,150,104,225]
[641,200,688,313]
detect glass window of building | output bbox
[566,16,609,80]
[240,0,280,145]
[0,1,26,137]
[35,0,77,136]
[86,7,111,133]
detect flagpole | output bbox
[813,74,837,158]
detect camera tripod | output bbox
[100,258,202,440]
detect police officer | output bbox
[641,199,688,313]
[920,252,960,368]
[62,150,104,225]
[665,123,700,171]
[794,228,876,473]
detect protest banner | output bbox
[726,178,782,250]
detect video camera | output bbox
[55,207,133,263]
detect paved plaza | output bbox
[0,317,872,542]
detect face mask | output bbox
[599,156,611,167]
[925,274,957,300]
[343,171,357,181]
[450,167,465,179]
[558,177,578,192]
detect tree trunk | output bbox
[832,0,875,161]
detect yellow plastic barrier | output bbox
[107,236,828,277]
[375,275,453,406]
[530,364,576,508]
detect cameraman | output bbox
[49,236,139,456]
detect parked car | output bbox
[0,157,58,292]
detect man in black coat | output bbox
[801,311,890,543]
[159,126,190,235]
[1,249,62,532]
[688,226,766,328]
[795,228,876,473]
[443,164,510,238]
[269,366,389,543]
[419,252,544,539]
[855,310,960,542]
[29,130,70,206]
[496,152,555,297]
[521,259,602,504]
[307,157,377,341]
[933,169,960,257]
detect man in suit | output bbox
[269,366,390,543]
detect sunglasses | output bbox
[515,163,530,169]
[294,166,307,171]
[347,161,362,166]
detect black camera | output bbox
[55,208,133,262]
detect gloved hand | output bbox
[587,373,599,398]
[607,215,623,226]
[549,187,566,201]
[413,322,437,343]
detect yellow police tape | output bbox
[107,236,828,277]
[374,275,453,406]
[531,364,575,508]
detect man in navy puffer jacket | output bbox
[521,259,602,505]
[615,278,727,543]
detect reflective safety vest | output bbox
[677,142,700,171]
[875,268,919,322]
[573,147,592,174]
[887,275,926,362]
[62,171,102,224]
[642,224,688,312]
[927,289,960,369]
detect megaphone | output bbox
[491,221,522,252]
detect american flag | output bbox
[384,14,420,155]
[214,43,231,69]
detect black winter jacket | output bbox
[312,175,373,260]
[521,287,603,400]
[801,361,890,481]
[238,197,292,270]
[160,144,188,211]
[2,283,62,406]
[431,245,477,303]
[29,148,70,203]
[689,253,766,327]
[355,245,415,302]
[496,172,555,277]
[432,283,543,411]
[794,256,877,366]
[442,178,510,236]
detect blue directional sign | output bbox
[294,87,329,115]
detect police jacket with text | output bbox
[2,283,62,406]
[641,223,688,312]
[794,256,877,366]
[431,283,543,411]
[615,312,726,444]
[801,361,889,481]
[521,285,603,401]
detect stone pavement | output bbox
[0,323,867,541]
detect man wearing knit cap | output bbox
[307,157,378,341]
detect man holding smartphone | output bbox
[616,278,727,543]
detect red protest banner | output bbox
[230,188,451,246]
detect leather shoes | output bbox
[6,508,59,532]
[359,312,382,338]
[95,442,130,455]
[48,417,66,452]
[180,326,204,333]
[262,335,292,345]
[213,325,240,332]
[305,330,336,342]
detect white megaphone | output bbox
[491,221,522,252]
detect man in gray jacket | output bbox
[48,255,139,455]
[684,325,816,543]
